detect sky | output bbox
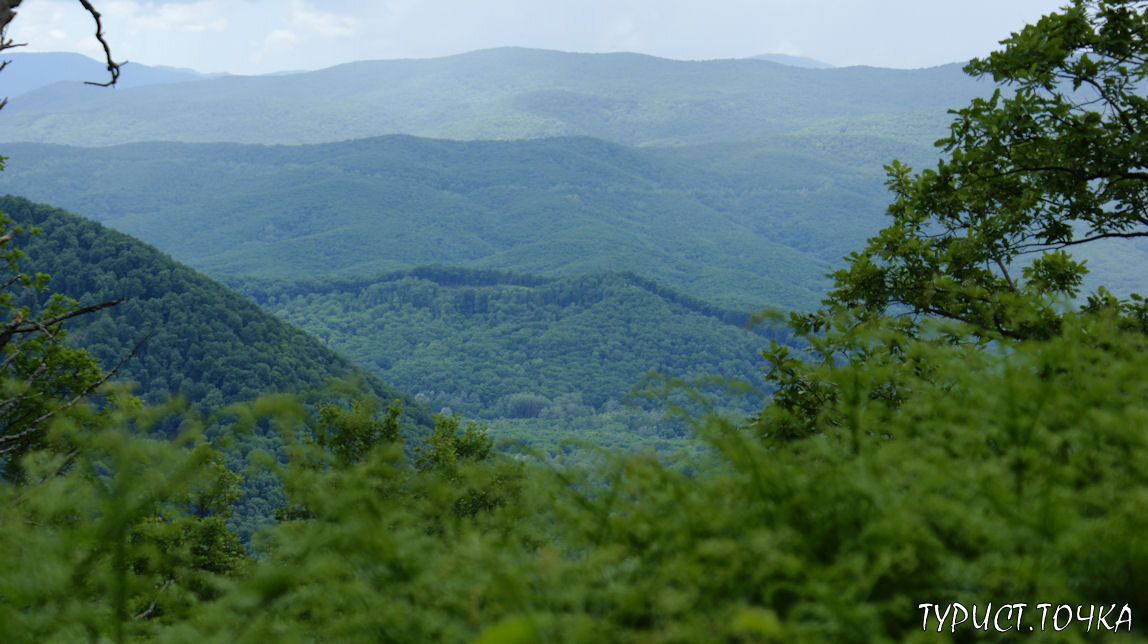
[11,0,1071,75]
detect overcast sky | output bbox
[13,0,1070,75]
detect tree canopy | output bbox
[828,0,1148,340]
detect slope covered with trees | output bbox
[4,1,1148,641]
[231,267,784,419]
[5,131,1142,311]
[0,195,431,425]
[0,134,935,310]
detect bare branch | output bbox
[0,0,123,106]
[992,256,1017,292]
[0,343,21,370]
[1056,230,1148,246]
[0,273,22,292]
[133,578,174,621]
[76,0,124,87]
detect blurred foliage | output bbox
[5,301,1148,642]
[4,3,1148,641]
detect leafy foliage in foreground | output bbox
[4,308,1148,642]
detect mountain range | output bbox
[0,134,924,311]
[749,53,833,68]
[0,47,989,146]
[0,51,220,99]
[2,46,1144,455]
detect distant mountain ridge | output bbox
[0,51,220,99]
[0,47,986,147]
[749,53,834,68]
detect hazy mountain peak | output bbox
[0,51,223,99]
[749,53,834,68]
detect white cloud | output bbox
[264,28,300,50]
[105,1,227,34]
[291,1,358,39]
[250,28,300,67]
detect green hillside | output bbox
[5,132,1139,312]
[230,267,785,423]
[0,48,989,146]
[7,4,1148,641]
[0,135,918,310]
[0,195,432,427]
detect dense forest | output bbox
[2,133,1142,312]
[0,196,431,421]
[231,268,784,415]
[0,134,890,310]
[3,0,1148,641]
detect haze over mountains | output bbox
[0,52,220,99]
[0,47,981,314]
[0,47,986,146]
[749,53,833,68]
[4,45,1144,442]
[0,134,912,310]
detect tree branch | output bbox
[133,578,174,621]
[0,297,123,348]
[1057,230,1148,246]
[9,449,78,507]
[76,0,124,87]
[0,330,150,454]
[992,256,1017,292]
[0,0,123,105]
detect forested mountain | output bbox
[4,133,1142,311]
[0,134,930,310]
[0,196,432,426]
[231,267,785,421]
[0,52,218,99]
[0,47,989,146]
[6,3,1148,641]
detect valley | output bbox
[4,7,1148,635]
